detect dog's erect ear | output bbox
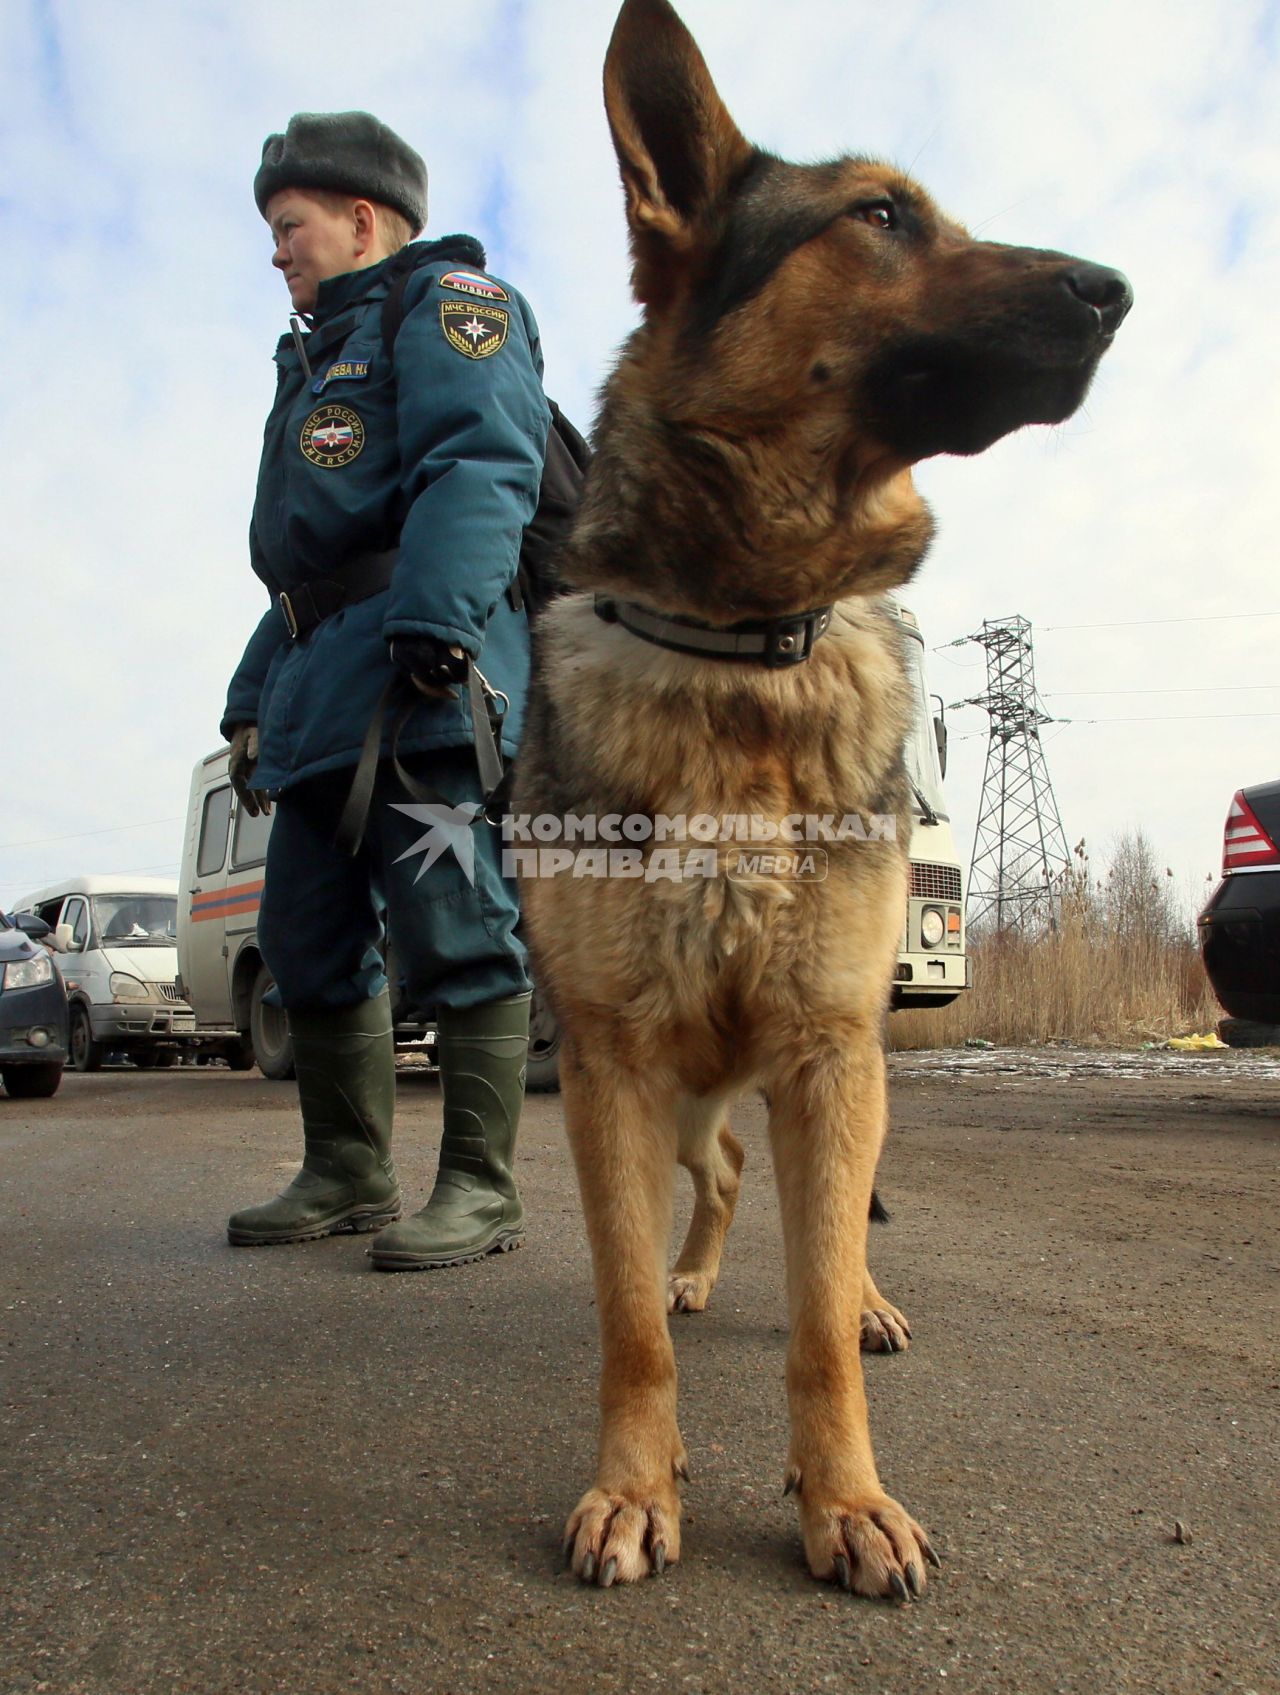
[605,0,754,303]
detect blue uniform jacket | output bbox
[221,236,550,793]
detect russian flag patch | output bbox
[440,270,509,302]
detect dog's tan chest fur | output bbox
[538,594,911,822]
[520,593,912,1086]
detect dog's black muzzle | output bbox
[866,250,1134,461]
[1063,263,1133,339]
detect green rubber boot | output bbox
[368,992,530,1270]
[227,994,401,1246]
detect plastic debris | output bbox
[1165,1033,1228,1052]
[963,1037,995,1049]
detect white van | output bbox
[15,876,197,1071]
[176,749,440,1080]
[176,749,289,1077]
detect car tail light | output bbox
[1223,791,1280,872]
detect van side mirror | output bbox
[933,716,948,780]
[55,922,77,953]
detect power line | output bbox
[1043,611,1280,632]
[1068,711,1280,724]
[952,707,1280,726]
[939,611,1278,650]
[0,816,184,852]
[1045,685,1280,697]
[0,860,180,895]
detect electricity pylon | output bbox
[950,615,1071,934]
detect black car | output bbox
[1198,781,1280,1042]
[0,911,69,1097]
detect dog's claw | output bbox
[600,1557,618,1588]
[784,1468,802,1497]
[922,1540,942,1569]
[905,1561,922,1597]
[888,1571,910,1603]
[833,1554,853,1592]
[581,1552,597,1584]
[674,1458,690,1483]
[652,1541,667,1575]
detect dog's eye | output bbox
[851,201,897,231]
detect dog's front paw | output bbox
[668,1270,714,1313]
[564,1480,682,1585]
[793,1484,939,1601]
[860,1300,911,1353]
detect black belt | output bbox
[594,595,834,668]
[278,548,401,640]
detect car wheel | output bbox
[2,1062,64,1099]
[525,984,561,1093]
[1217,1016,1280,1048]
[70,1004,104,1073]
[250,964,295,1080]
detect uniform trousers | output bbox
[258,751,529,1014]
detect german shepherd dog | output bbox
[516,0,1130,1597]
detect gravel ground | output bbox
[1,1048,1276,1694]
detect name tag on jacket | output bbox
[312,359,372,394]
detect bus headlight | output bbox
[110,972,150,1003]
[920,907,945,948]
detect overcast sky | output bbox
[3,0,1277,924]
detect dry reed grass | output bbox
[889,831,1220,1051]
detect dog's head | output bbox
[605,0,1131,472]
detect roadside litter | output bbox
[1148,1033,1228,1052]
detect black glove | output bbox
[390,635,470,697]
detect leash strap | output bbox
[334,662,507,857]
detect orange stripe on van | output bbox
[190,880,265,923]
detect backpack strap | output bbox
[379,238,486,357]
[379,253,417,359]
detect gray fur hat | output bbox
[255,111,427,232]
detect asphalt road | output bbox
[2,1050,1276,1695]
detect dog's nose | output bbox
[1064,264,1134,336]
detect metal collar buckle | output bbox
[762,608,832,668]
[278,591,299,640]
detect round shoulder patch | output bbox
[300,404,365,468]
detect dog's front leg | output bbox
[768,1036,938,1600]
[561,1042,686,1585]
